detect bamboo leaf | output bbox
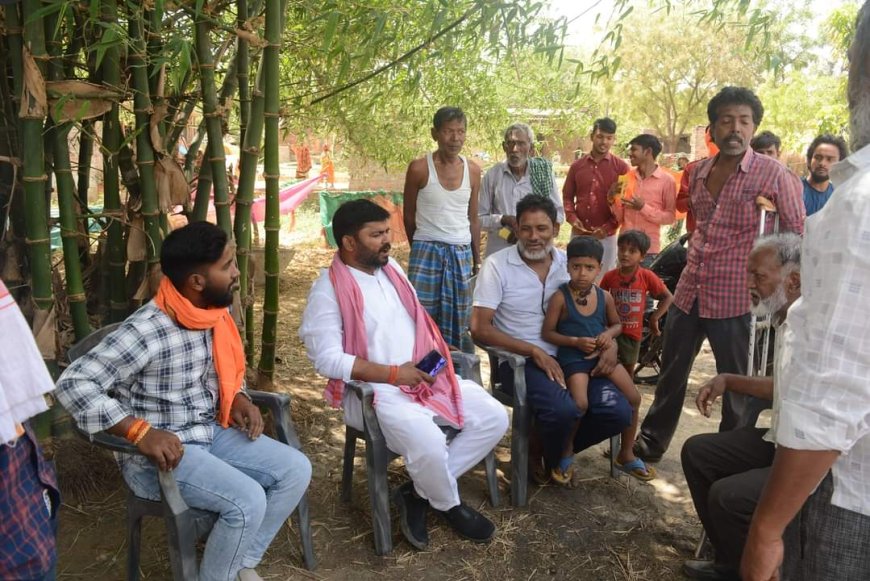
[322,11,340,52]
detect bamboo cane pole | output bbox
[194,8,232,234]
[128,6,163,272]
[20,0,53,314]
[101,0,128,322]
[46,9,90,341]
[257,0,282,380]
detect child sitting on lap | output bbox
[542,236,655,484]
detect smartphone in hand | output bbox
[416,350,447,377]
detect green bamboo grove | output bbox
[0,0,287,384]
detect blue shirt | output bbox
[802,177,834,216]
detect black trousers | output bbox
[638,301,757,457]
[681,427,775,569]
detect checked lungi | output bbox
[407,240,472,349]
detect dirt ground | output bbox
[54,237,728,581]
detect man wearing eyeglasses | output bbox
[479,123,565,258]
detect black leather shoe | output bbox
[393,481,429,550]
[682,559,740,580]
[633,437,663,463]
[436,502,495,543]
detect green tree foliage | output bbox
[599,1,816,153]
[277,1,569,168]
[758,72,850,154]
[824,1,861,67]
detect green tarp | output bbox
[318,190,406,247]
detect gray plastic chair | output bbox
[476,343,621,508]
[68,323,316,579]
[340,351,500,556]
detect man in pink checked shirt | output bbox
[634,86,805,463]
[610,133,677,265]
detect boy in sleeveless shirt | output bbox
[403,107,482,349]
[542,236,655,484]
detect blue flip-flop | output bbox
[614,457,657,481]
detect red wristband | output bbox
[387,365,399,385]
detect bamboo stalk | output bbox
[235,57,266,364]
[257,0,282,379]
[76,121,94,264]
[128,6,163,270]
[191,157,213,221]
[166,96,197,155]
[100,0,128,322]
[46,6,90,341]
[20,0,53,313]
[194,8,232,234]
[52,123,91,339]
[235,0,253,362]
[3,3,27,241]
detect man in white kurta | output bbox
[299,199,507,551]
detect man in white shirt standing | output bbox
[479,122,565,257]
[742,6,870,579]
[299,199,507,552]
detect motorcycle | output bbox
[633,232,689,384]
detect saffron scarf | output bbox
[324,254,464,428]
[153,277,245,428]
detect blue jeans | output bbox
[122,425,312,581]
[498,358,633,469]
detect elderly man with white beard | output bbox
[680,233,802,581]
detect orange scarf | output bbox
[153,276,245,428]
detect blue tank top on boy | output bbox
[556,284,607,373]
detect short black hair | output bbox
[592,117,617,135]
[332,199,390,249]
[516,194,557,225]
[160,221,228,289]
[567,236,604,263]
[628,134,662,159]
[433,107,466,130]
[751,130,781,152]
[707,86,764,126]
[617,229,651,255]
[806,134,849,167]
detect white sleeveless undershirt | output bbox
[412,152,472,245]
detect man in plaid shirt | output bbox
[56,223,311,581]
[635,87,805,463]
